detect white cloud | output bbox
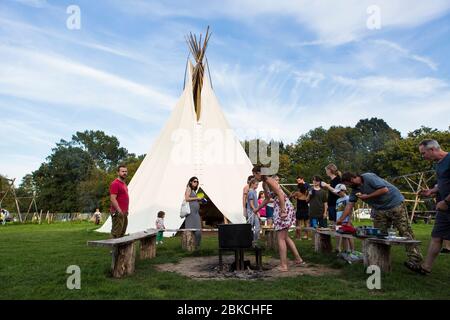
[332,75,448,97]
[0,44,176,122]
[10,0,47,8]
[211,60,450,144]
[115,0,450,45]
[293,71,325,88]
[373,40,438,71]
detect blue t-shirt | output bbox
[247,189,258,212]
[436,153,450,203]
[349,173,404,210]
[336,195,350,223]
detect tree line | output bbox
[1,118,449,214]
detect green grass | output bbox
[0,221,449,300]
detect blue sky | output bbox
[1,0,450,185]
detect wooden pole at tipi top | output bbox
[186,26,211,121]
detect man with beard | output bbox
[110,165,129,238]
[337,172,423,270]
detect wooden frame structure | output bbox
[0,177,41,223]
[388,170,436,223]
[0,178,22,222]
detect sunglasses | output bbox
[193,181,199,183]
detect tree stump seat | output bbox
[262,228,278,252]
[310,229,422,272]
[363,238,422,272]
[87,229,158,278]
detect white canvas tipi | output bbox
[98,37,253,234]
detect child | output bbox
[93,208,102,225]
[334,184,355,253]
[291,183,310,240]
[246,179,260,243]
[155,211,165,245]
[257,191,267,226]
[307,176,328,228]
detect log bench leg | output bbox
[111,242,136,278]
[265,230,278,252]
[181,231,196,252]
[140,235,156,259]
[364,242,391,272]
[314,232,332,253]
[255,248,263,271]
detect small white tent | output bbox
[98,30,253,234]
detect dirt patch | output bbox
[154,255,340,280]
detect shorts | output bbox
[266,206,274,219]
[296,209,309,221]
[431,211,450,240]
[310,217,327,228]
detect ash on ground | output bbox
[154,255,339,281]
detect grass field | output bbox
[0,221,449,300]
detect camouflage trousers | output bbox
[111,212,128,238]
[373,203,423,264]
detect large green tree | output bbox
[33,146,95,212]
[59,130,132,171]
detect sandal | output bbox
[404,261,431,275]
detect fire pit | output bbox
[218,223,262,271]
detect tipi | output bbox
[98,28,253,235]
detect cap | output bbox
[334,184,347,193]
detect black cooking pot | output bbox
[218,223,253,248]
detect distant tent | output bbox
[98,28,253,234]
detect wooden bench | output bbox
[309,228,422,272]
[311,229,354,254]
[87,229,158,278]
[363,237,422,272]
